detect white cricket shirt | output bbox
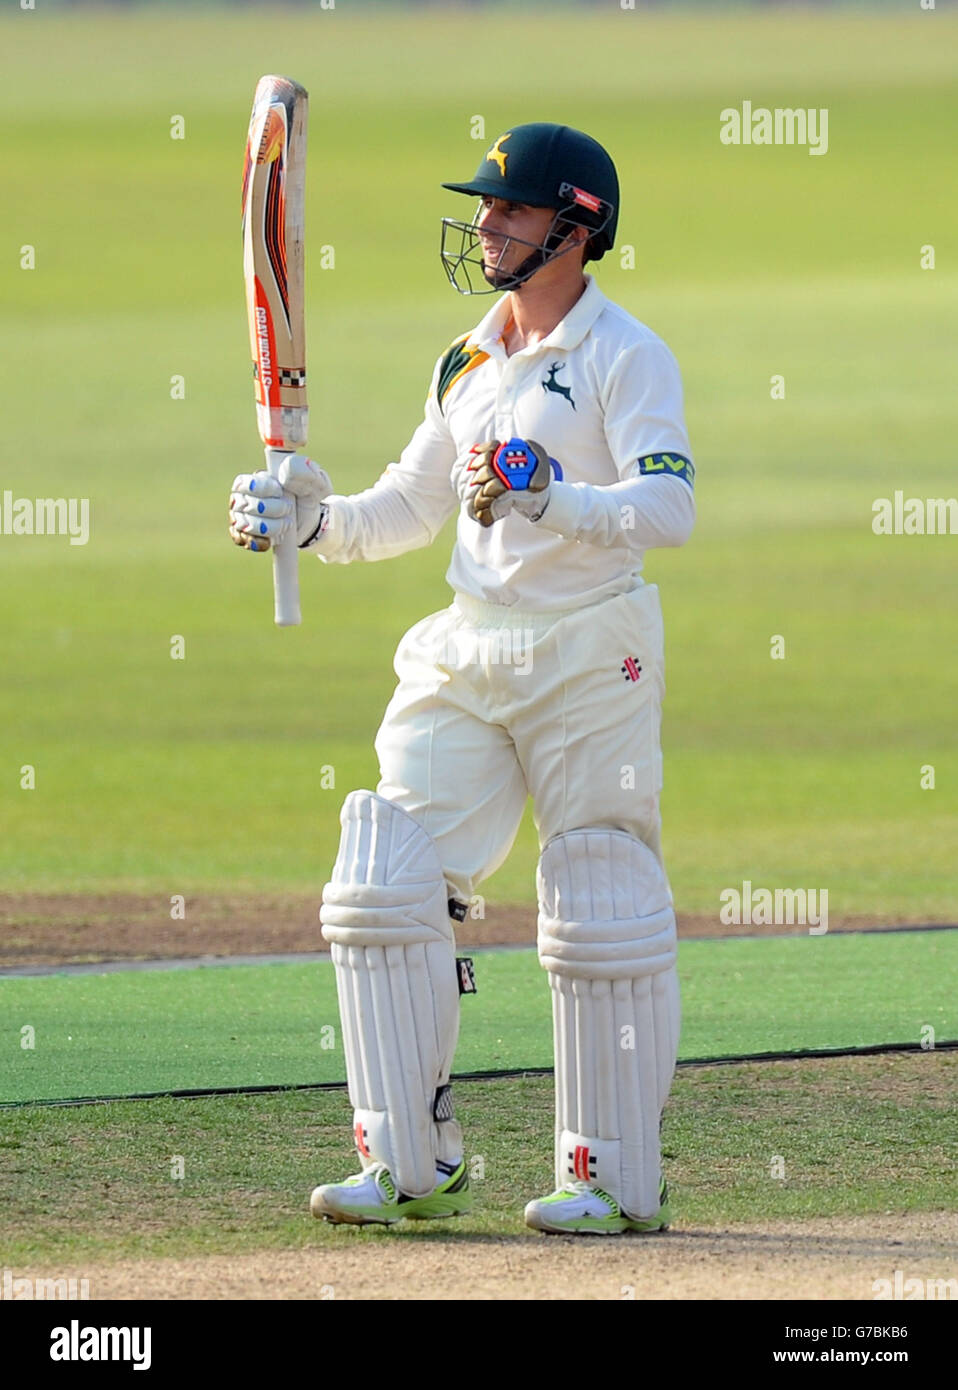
[317,274,695,611]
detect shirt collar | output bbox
[467,273,607,356]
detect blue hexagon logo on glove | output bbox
[491,437,562,489]
[492,438,538,491]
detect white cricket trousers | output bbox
[375,580,669,905]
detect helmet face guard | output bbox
[440,184,615,296]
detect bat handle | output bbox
[265,447,302,627]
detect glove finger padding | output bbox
[230,471,285,500]
[466,441,501,473]
[454,440,497,510]
[469,438,551,528]
[230,493,292,520]
[228,470,291,551]
[229,508,291,551]
[229,521,271,552]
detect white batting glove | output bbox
[229,453,333,552]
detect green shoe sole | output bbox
[398,1186,474,1221]
[533,1211,669,1236]
[538,1214,633,1235]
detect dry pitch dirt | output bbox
[6,895,955,1301]
[0,892,940,968]
[20,1213,958,1301]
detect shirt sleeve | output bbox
[314,356,459,565]
[535,338,696,552]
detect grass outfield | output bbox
[2,932,955,1103]
[1,6,956,917]
[2,1053,955,1266]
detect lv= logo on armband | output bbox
[636,452,695,487]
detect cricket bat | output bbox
[241,74,308,627]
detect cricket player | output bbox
[229,123,695,1235]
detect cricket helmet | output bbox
[440,122,619,294]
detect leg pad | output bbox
[538,828,680,1218]
[321,790,462,1197]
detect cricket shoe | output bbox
[310,1158,471,1226]
[524,1177,670,1235]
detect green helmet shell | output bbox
[442,122,619,259]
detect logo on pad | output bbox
[568,1145,597,1181]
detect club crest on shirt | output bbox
[542,361,576,410]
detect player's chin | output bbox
[482,261,514,289]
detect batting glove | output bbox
[464,437,553,528]
[229,453,333,552]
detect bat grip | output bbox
[265,447,302,627]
